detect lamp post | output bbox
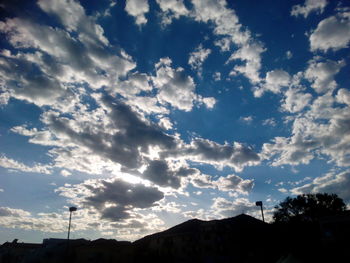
[67,206,77,241]
[255,201,265,222]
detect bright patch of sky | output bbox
[0,0,350,243]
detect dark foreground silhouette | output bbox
[1,213,349,263]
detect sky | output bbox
[0,0,349,243]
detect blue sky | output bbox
[0,0,350,243]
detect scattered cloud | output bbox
[240,116,253,124]
[215,174,254,195]
[125,0,150,26]
[305,57,345,93]
[254,69,290,97]
[156,0,189,25]
[291,0,328,18]
[153,58,214,111]
[58,178,164,221]
[309,10,350,52]
[281,88,312,113]
[0,155,51,174]
[262,118,277,127]
[213,72,221,81]
[188,44,211,76]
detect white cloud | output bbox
[281,88,312,113]
[291,170,350,202]
[254,69,290,97]
[164,139,260,172]
[291,0,328,18]
[158,116,173,130]
[38,0,109,45]
[240,116,253,124]
[190,0,265,84]
[278,188,288,193]
[228,42,266,84]
[156,0,189,25]
[310,10,350,52]
[0,207,31,217]
[263,90,350,167]
[210,197,258,219]
[215,174,254,195]
[0,17,135,107]
[0,155,51,174]
[213,72,221,81]
[262,118,276,127]
[200,97,216,109]
[336,88,350,106]
[286,50,293,59]
[125,0,150,25]
[188,44,211,75]
[153,58,215,111]
[60,169,71,177]
[305,58,345,93]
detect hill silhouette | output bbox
[1,213,349,262]
[133,214,280,263]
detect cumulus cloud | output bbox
[291,171,350,202]
[188,44,211,75]
[215,174,254,195]
[58,178,164,221]
[153,58,215,111]
[0,207,31,217]
[190,0,265,84]
[281,88,312,113]
[142,159,190,188]
[336,88,350,106]
[228,42,266,84]
[125,0,150,25]
[254,69,290,97]
[263,90,350,167]
[38,0,109,45]
[156,0,189,25]
[165,138,260,172]
[0,5,135,107]
[309,10,350,52]
[43,95,176,169]
[305,58,345,93]
[291,0,328,18]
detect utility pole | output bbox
[255,201,265,222]
[67,207,77,240]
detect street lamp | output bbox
[67,206,77,240]
[255,201,265,222]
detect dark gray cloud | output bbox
[84,179,164,221]
[163,138,260,171]
[45,95,176,169]
[0,52,67,106]
[142,159,197,188]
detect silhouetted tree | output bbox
[273,193,346,223]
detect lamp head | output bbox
[69,206,77,212]
[255,201,263,207]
